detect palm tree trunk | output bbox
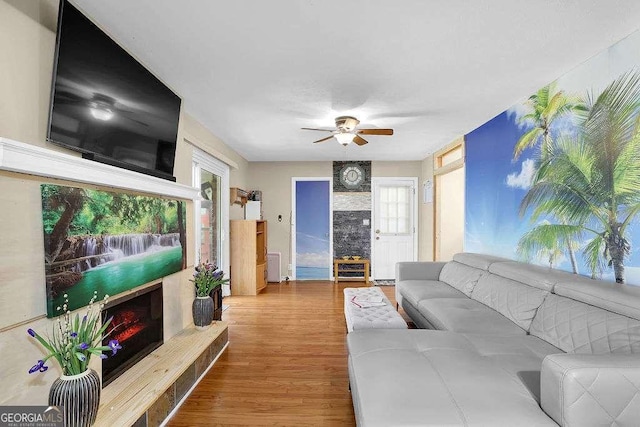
[567,243,578,274]
[606,223,626,283]
[611,251,625,284]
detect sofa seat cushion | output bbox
[347,330,556,426]
[461,334,563,402]
[417,297,527,335]
[397,279,466,307]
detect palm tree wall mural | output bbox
[519,72,640,283]
[513,83,585,274]
[463,30,640,285]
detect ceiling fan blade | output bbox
[353,135,369,146]
[312,135,335,144]
[302,127,334,132]
[357,128,394,135]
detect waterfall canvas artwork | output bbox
[41,184,186,317]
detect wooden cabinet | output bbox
[230,220,268,295]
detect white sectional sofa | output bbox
[347,253,640,426]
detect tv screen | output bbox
[48,0,181,180]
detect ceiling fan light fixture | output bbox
[335,132,355,146]
[90,107,114,121]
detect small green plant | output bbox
[28,292,121,376]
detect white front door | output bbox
[372,178,417,280]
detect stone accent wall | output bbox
[333,192,371,211]
[333,161,371,277]
[333,161,372,192]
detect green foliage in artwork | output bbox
[41,184,66,234]
[41,184,180,237]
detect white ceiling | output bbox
[72,0,640,162]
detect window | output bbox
[199,170,221,265]
[379,186,410,234]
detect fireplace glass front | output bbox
[101,282,163,386]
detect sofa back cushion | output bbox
[488,261,573,292]
[439,262,485,297]
[471,273,549,331]
[452,252,509,271]
[554,276,640,321]
[530,294,640,354]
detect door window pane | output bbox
[379,186,410,234]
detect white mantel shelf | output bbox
[0,137,200,200]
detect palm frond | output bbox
[517,222,583,267]
[513,128,543,160]
[613,116,640,198]
[582,235,607,279]
[583,71,640,199]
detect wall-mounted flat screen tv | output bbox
[47,0,181,181]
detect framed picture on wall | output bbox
[41,184,186,316]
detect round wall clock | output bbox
[340,164,365,189]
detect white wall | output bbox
[0,0,248,405]
[420,155,435,261]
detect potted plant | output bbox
[191,261,229,329]
[27,291,121,427]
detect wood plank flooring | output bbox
[167,281,401,426]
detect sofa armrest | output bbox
[396,261,447,282]
[541,353,640,426]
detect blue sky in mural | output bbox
[465,111,535,258]
[465,106,640,285]
[295,180,330,279]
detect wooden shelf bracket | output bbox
[230,187,249,206]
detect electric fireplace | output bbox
[101,283,163,387]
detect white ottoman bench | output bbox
[343,287,408,332]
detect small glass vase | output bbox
[192,295,214,330]
[49,368,101,427]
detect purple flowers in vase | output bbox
[191,261,229,297]
[27,291,122,376]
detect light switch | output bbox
[363,219,370,226]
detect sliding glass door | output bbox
[193,148,230,295]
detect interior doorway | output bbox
[434,138,465,261]
[372,178,418,280]
[291,178,332,280]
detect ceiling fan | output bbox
[302,116,393,146]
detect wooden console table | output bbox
[334,258,370,284]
